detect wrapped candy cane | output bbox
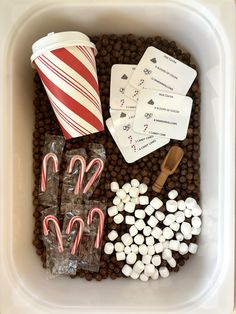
[67,155,86,195]
[83,158,104,194]
[87,207,105,248]
[66,216,85,255]
[41,153,59,192]
[43,215,63,253]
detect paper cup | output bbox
[31,32,104,139]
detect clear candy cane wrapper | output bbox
[82,143,106,199]
[77,201,106,272]
[61,148,87,207]
[41,207,64,278]
[39,134,65,206]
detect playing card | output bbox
[133,89,193,140]
[106,118,169,163]
[109,109,155,147]
[125,46,197,100]
[110,64,137,110]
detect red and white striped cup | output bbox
[31,32,104,139]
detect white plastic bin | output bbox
[0,0,235,313]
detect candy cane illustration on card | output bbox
[31,32,104,139]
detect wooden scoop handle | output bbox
[152,171,169,193]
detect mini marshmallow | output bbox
[163,227,174,240]
[179,243,189,255]
[177,200,186,211]
[148,245,155,256]
[108,230,118,241]
[185,197,197,209]
[175,211,185,223]
[168,189,178,200]
[151,269,159,280]
[104,242,114,255]
[130,270,139,280]
[131,197,140,204]
[191,227,201,235]
[142,254,152,265]
[166,200,178,213]
[122,264,132,277]
[131,179,140,187]
[143,226,152,237]
[135,219,146,231]
[129,187,139,198]
[147,215,158,228]
[129,225,138,237]
[181,222,192,236]
[124,202,136,213]
[140,273,149,282]
[146,236,155,246]
[135,209,146,219]
[159,266,169,278]
[162,248,172,260]
[126,252,137,265]
[144,205,155,216]
[192,205,202,217]
[113,196,121,206]
[123,194,131,204]
[176,232,184,242]
[189,243,198,254]
[116,252,126,261]
[170,222,180,232]
[144,264,155,276]
[184,208,192,218]
[116,189,127,200]
[134,234,144,245]
[192,216,202,228]
[125,215,135,225]
[139,183,148,194]
[155,211,165,221]
[150,197,163,209]
[114,242,124,252]
[139,196,149,205]
[131,244,139,254]
[117,202,124,212]
[152,255,161,266]
[122,183,131,193]
[114,213,124,224]
[124,246,131,255]
[154,243,164,254]
[163,241,170,249]
[184,233,192,240]
[139,244,148,256]
[133,260,145,273]
[110,181,119,192]
[108,206,118,217]
[167,257,177,268]
[169,240,180,251]
[121,233,133,246]
[164,214,175,226]
[159,235,166,243]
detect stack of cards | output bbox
[106,46,197,163]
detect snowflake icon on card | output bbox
[144,113,153,119]
[143,68,152,75]
[123,124,131,131]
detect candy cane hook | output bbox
[67,155,86,195]
[41,153,59,192]
[87,207,105,249]
[43,215,63,253]
[66,216,84,255]
[83,158,104,194]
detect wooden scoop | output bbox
[152,146,184,193]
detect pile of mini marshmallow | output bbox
[104,179,202,281]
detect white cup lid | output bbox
[31,31,97,63]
